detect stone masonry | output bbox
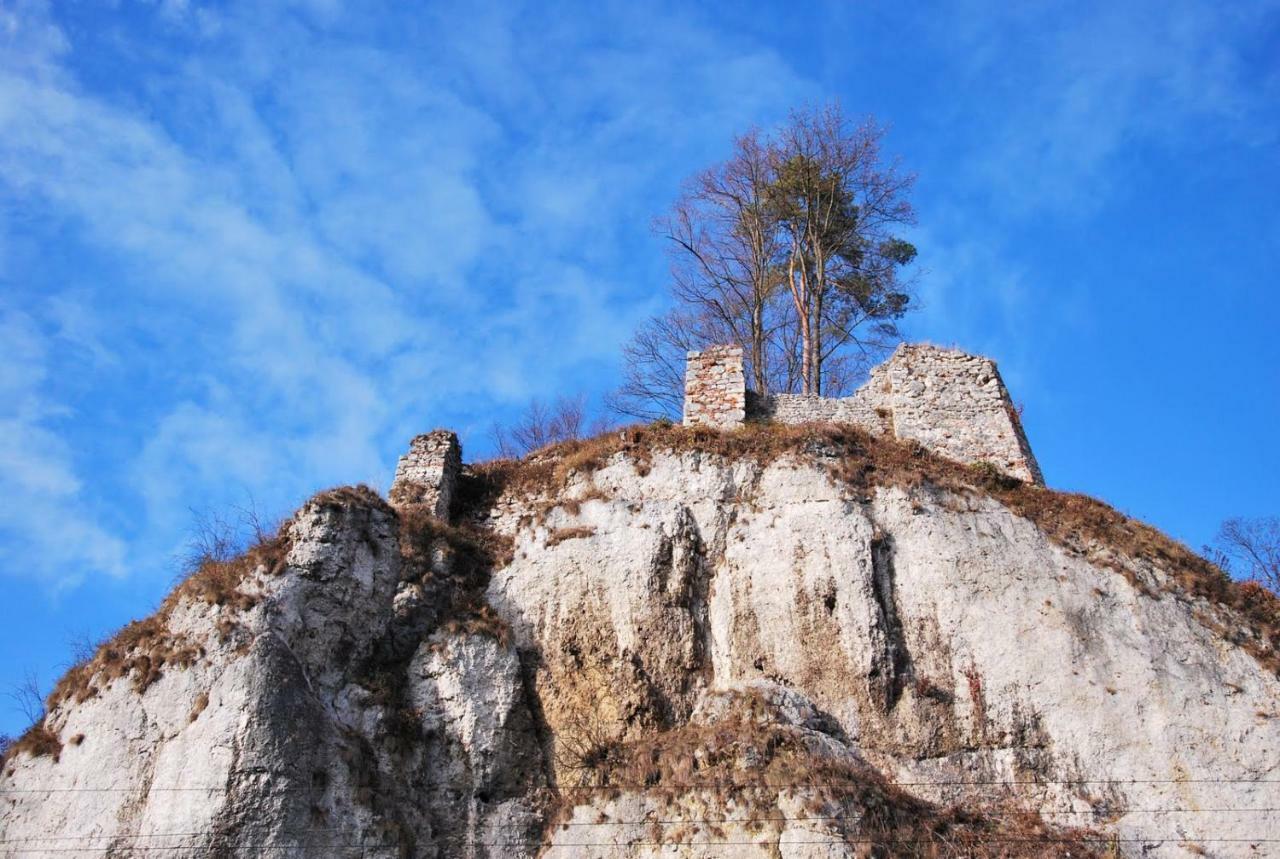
[686,343,1044,485]
[683,345,747,429]
[876,345,1044,485]
[389,429,462,518]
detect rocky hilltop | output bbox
[3,390,1280,857]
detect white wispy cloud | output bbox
[926,0,1280,215]
[0,0,812,587]
[0,306,126,586]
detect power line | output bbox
[1,836,1278,854]
[4,776,1279,794]
[3,808,1280,844]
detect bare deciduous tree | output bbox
[491,395,604,458]
[613,102,917,416]
[1211,516,1280,593]
[606,310,709,421]
[182,508,240,571]
[178,496,283,580]
[658,130,785,395]
[64,630,101,669]
[6,670,45,727]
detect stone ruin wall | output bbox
[686,343,1044,485]
[389,429,462,519]
[683,345,747,429]
[747,370,894,436]
[881,345,1043,485]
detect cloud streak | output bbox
[0,0,812,586]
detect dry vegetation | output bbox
[351,495,518,748]
[2,725,62,769]
[2,481,512,771]
[44,526,294,711]
[470,420,1279,676]
[548,689,1104,857]
[6,419,1274,789]
[546,525,597,547]
[188,691,209,723]
[48,485,390,706]
[395,500,514,646]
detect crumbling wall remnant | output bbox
[684,343,1044,485]
[390,429,462,518]
[682,345,747,430]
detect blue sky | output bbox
[1,0,1277,736]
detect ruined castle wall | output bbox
[881,346,1043,485]
[692,343,1044,485]
[389,429,462,518]
[683,346,746,429]
[749,390,891,434]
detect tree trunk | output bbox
[787,250,813,395]
[751,300,766,394]
[812,246,826,396]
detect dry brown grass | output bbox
[2,723,63,771]
[396,502,514,645]
[310,483,392,513]
[546,526,597,547]
[474,421,1279,676]
[188,691,209,723]
[5,485,407,768]
[549,690,1104,857]
[44,530,293,712]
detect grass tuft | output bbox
[1,724,63,768]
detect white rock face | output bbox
[3,444,1278,857]
[0,491,544,858]
[488,451,1280,857]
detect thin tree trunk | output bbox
[751,301,766,394]
[812,245,825,396]
[786,249,812,394]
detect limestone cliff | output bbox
[2,425,1278,858]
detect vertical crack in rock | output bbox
[676,506,714,687]
[869,532,913,711]
[517,648,558,792]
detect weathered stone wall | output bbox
[749,391,891,433]
[683,345,746,429]
[881,345,1044,485]
[694,343,1044,484]
[390,429,462,518]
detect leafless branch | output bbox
[1213,516,1280,593]
[6,670,45,726]
[492,395,595,457]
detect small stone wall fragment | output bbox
[390,429,462,519]
[683,346,746,429]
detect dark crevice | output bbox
[516,648,558,792]
[682,507,715,688]
[869,532,913,711]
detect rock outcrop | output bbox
[3,425,1277,858]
